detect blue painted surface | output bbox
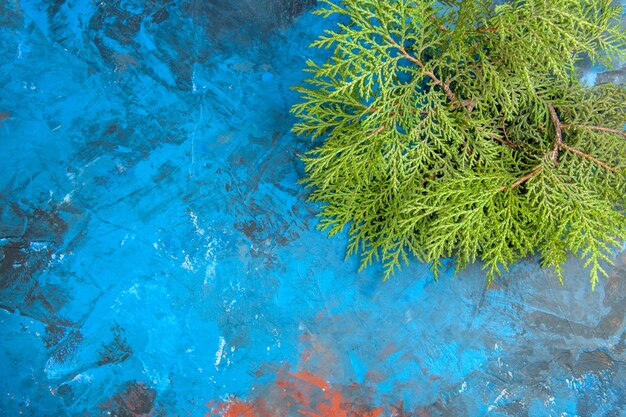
[0,1,625,416]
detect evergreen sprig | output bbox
[291,0,626,288]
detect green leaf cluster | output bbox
[291,0,626,288]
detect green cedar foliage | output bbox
[291,0,626,288]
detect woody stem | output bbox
[388,37,460,107]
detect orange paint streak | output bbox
[287,371,347,417]
[251,398,278,417]
[206,399,259,417]
[301,350,312,362]
[379,342,400,359]
[223,401,258,417]
[206,369,383,417]
[364,408,384,417]
[289,371,330,391]
[297,409,322,417]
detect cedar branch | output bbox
[428,14,508,33]
[368,106,429,116]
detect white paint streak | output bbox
[458,381,467,393]
[487,388,510,412]
[181,254,194,272]
[214,336,226,367]
[188,210,204,236]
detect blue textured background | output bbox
[0,1,625,416]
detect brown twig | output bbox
[428,15,448,32]
[501,103,618,191]
[388,37,470,111]
[561,123,626,139]
[548,169,566,188]
[388,37,422,65]
[549,103,616,172]
[559,143,616,172]
[369,124,386,138]
[501,114,516,148]
[547,103,563,164]
[474,26,510,33]
[500,165,542,190]
[481,130,514,148]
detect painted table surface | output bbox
[0,1,624,416]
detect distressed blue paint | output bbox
[0,1,625,416]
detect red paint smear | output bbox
[0,113,9,121]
